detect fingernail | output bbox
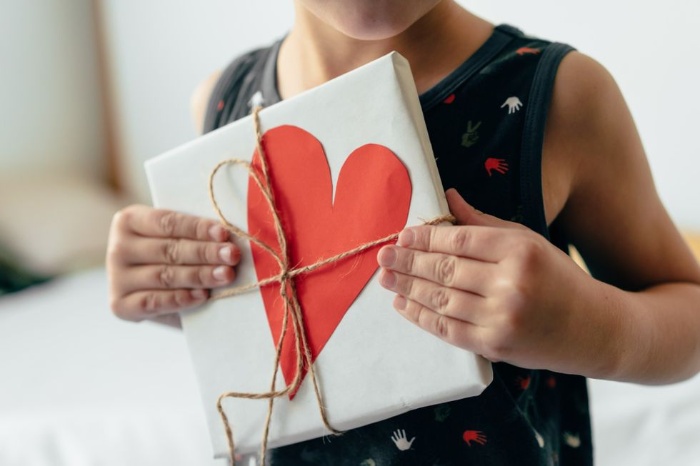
[379,270,397,289]
[191,289,208,299]
[397,229,415,247]
[219,246,234,263]
[377,247,397,267]
[394,295,407,311]
[213,266,229,281]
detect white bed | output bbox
[0,268,226,466]
[1,267,699,465]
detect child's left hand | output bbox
[377,188,609,375]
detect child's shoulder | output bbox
[191,44,279,134]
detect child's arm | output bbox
[377,51,700,385]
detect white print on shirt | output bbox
[534,429,545,448]
[563,432,582,448]
[501,96,523,114]
[391,429,416,451]
[359,459,377,466]
[248,90,265,109]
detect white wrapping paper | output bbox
[146,52,492,456]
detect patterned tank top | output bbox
[204,24,592,466]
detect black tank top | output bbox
[204,24,592,466]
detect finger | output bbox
[377,245,494,295]
[111,289,209,322]
[117,264,236,294]
[123,237,241,266]
[393,294,483,351]
[445,188,525,229]
[396,224,515,263]
[378,269,484,324]
[114,205,229,241]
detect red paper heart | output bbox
[247,125,412,398]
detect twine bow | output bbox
[207,106,455,465]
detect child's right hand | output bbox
[106,205,240,327]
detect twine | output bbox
[207,106,455,465]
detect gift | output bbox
[145,52,492,460]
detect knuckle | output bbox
[393,272,412,296]
[158,265,176,288]
[174,289,194,307]
[482,331,511,361]
[139,293,160,315]
[450,228,471,253]
[163,239,181,264]
[435,314,450,338]
[401,249,416,274]
[430,287,451,312]
[193,217,211,240]
[427,227,440,250]
[198,244,214,264]
[158,211,178,236]
[513,236,543,270]
[195,267,209,287]
[434,256,456,285]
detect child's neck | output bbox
[277,2,493,99]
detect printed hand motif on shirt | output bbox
[563,432,581,448]
[515,375,532,390]
[461,120,482,148]
[516,46,541,56]
[501,96,523,114]
[462,430,487,447]
[534,429,546,448]
[248,90,265,109]
[391,429,416,451]
[434,404,452,422]
[485,157,509,176]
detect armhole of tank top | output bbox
[202,55,248,134]
[202,48,272,134]
[519,42,575,240]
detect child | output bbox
[107,1,700,464]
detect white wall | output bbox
[99,0,700,229]
[98,0,294,201]
[0,0,106,179]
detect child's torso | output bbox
[204,24,592,466]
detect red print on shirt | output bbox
[443,93,456,104]
[463,430,488,447]
[484,158,509,176]
[516,47,541,56]
[515,376,532,390]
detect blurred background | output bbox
[1,0,698,279]
[1,2,699,465]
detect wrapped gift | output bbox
[145,52,492,458]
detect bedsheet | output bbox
[0,268,226,466]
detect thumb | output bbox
[445,188,520,228]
